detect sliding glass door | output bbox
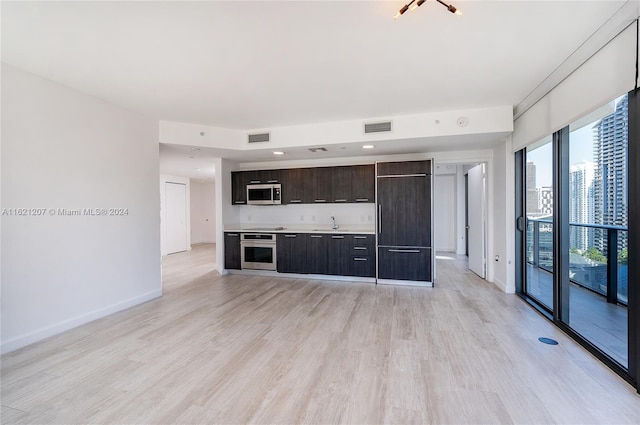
[524,138,555,312]
[516,92,636,384]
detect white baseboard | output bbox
[0,289,162,355]
[490,277,508,293]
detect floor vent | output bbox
[364,121,392,134]
[248,132,270,144]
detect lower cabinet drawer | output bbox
[377,247,431,281]
[350,255,375,278]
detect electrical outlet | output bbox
[495,255,500,262]
[300,215,304,221]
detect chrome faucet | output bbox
[331,216,339,230]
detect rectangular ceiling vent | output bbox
[308,147,328,153]
[364,121,392,134]
[248,132,270,144]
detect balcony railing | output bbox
[526,218,628,305]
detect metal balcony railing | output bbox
[526,218,628,305]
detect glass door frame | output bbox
[515,89,640,392]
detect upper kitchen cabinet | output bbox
[312,167,334,204]
[351,164,375,203]
[331,166,351,203]
[233,164,375,205]
[281,168,312,204]
[377,160,432,176]
[231,171,250,205]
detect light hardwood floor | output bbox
[2,245,640,424]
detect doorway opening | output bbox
[433,162,487,279]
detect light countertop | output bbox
[224,224,375,235]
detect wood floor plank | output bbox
[2,244,640,424]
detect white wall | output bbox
[214,157,239,273]
[1,64,162,353]
[190,180,216,244]
[433,174,456,252]
[160,174,191,256]
[160,105,513,152]
[491,139,515,293]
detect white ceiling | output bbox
[2,1,628,178]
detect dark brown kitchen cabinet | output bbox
[377,174,431,247]
[376,160,432,176]
[306,234,328,274]
[331,166,352,203]
[349,234,375,277]
[231,172,250,205]
[327,234,351,276]
[281,168,313,204]
[377,247,431,281]
[276,233,308,273]
[224,232,241,270]
[377,159,433,283]
[242,169,282,184]
[312,167,333,204]
[351,165,375,203]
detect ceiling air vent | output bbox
[364,121,392,134]
[308,147,328,153]
[248,132,270,144]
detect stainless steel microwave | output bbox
[247,184,281,205]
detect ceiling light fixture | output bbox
[273,151,285,155]
[362,145,375,149]
[394,0,462,19]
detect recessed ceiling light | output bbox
[362,145,375,149]
[273,151,285,155]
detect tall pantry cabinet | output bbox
[376,160,434,286]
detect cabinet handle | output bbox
[354,247,367,250]
[289,200,302,203]
[378,204,382,234]
[310,235,323,238]
[234,201,246,204]
[389,249,420,253]
[267,180,279,183]
[353,236,367,239]
[285,235,297,238]
[332,236,345,239]
[356,198,369,202]
[227,234,239,237]
[314,199,326,203]
[249,180,261,183]
[334,199,347,202]
[354,258,368,261]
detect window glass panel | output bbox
[568,93,628,367]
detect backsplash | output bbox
[236,203,376,226]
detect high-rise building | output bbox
[569,161,595,251]
[538,186,553,215]
[593,95,628,251]
[525,161,539,215]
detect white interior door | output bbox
[166,182,187,254]
[467,164,486,278]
